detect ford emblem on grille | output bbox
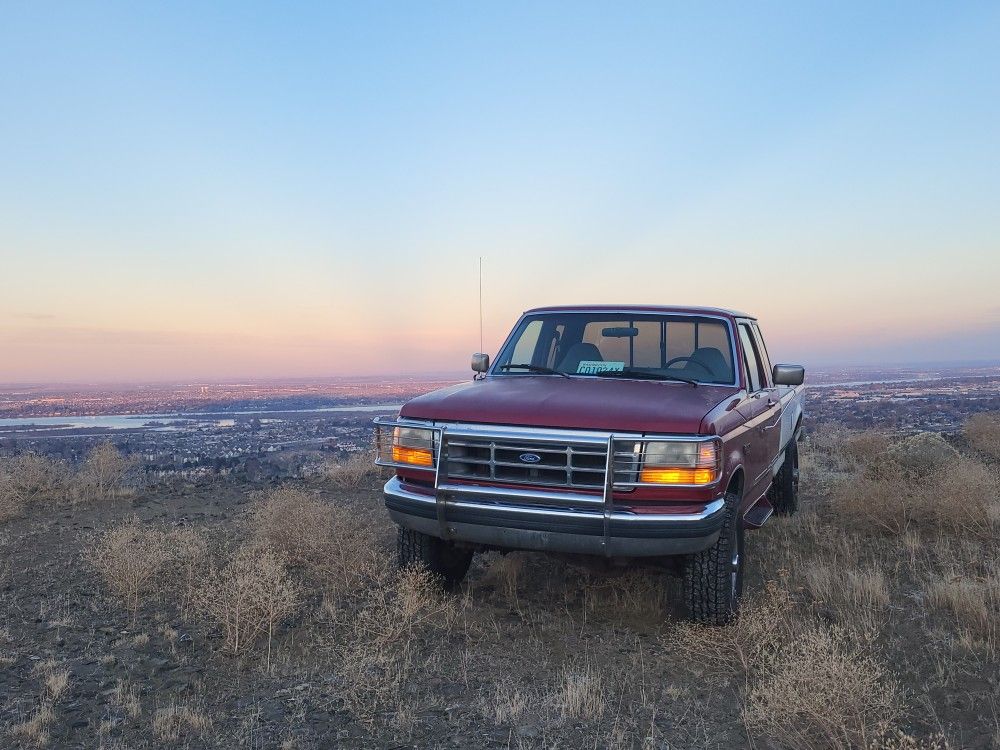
[519,452,542,464]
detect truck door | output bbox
[749,322,783,478]
[735,322,782,499]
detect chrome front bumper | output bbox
[384,476,727,557]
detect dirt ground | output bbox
[1,433,998,749]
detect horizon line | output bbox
[2,359,1000,389]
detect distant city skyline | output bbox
[2,3,999,381]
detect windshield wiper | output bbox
[498,363,570,379]
[594,368,698,386]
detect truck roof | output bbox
[523,304,756,320]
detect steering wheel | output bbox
[664,356,713,378]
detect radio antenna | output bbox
[478,256,484,353]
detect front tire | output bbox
[397,527,473,590]
[769,440,800,516]
[683,491,744,625]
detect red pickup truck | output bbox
[374,305,805,624]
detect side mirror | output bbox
[471,353,490,373]
[772,364,805,386]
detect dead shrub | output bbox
[87,517,175,616]
[88,518,209,619]
[742,624,902,749]
[0,453,69,521]
[247,486,378,593]
[831,473,908,534]
[321,451,379,490]
[337,565,456,724]
[965,412,1000,460]
[887,432,959,478]
[72,442,141,503]
[917,457,1000,540]
[165,527,212,614]
[193,544,301,658]
[830,456,998,540]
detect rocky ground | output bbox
[1,423,998,749]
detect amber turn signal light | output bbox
[392,445,434,466]
[639,467,716,485]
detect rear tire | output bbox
[683,491,744,625]
[397,527,473,590]
[769,440,800,516]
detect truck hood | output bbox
[400,376,740,434]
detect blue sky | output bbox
[1,2,998,380]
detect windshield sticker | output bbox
[577,360,624,375]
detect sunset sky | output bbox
[2,3,998,382]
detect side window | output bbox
[751,323,772,387]
[738,324,762,392]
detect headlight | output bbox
[639,439,720,485]
[391,426,436,467]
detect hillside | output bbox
[1,418,998,749]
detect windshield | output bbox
[493,312,736,385]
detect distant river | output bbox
[0,403,403,433]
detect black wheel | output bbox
[769,440,800,516]
[397,527,473,590]
[683,490,744,625]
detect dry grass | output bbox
[74,417,1000,746]
[9,659,73,747]
[480,679,533,725]
[925,570,999,654]
[479,552,525,605]
[10,704,55,746]
[554,661,608,719]
[151,703,212,741]
[43,668,70,701]
[965,412,1000,460]
[193,543,301,658]
[247,486,380,594]
[804,562,890,615]
[112,679,142,719]
[321,450,380,490]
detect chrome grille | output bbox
[445,437,609,489]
